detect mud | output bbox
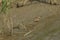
[0,1,60,40]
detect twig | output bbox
[24,30,33,37]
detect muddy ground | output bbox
[0,1,60,40]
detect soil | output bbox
[0,1,60,40]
